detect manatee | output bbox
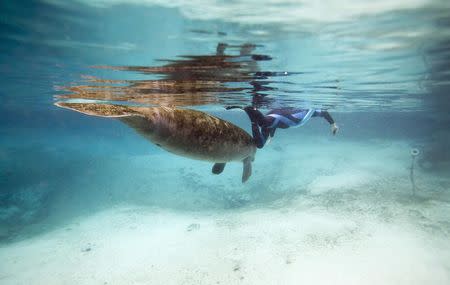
[55,102,257,182]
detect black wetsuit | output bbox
[243,107,335,148]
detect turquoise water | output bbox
[1,1,450,284]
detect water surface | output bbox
[1,1,450,284]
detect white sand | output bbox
[1,202,449,285]
[1,138,449,285]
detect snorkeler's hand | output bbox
[331,123,339,135]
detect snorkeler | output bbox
[227,106,339,148]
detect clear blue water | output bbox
[1,1,450,284]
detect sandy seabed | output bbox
[1,137,449,285]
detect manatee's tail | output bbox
[242,157,253,183]
[54,102,141,118]
[55,102,153,141]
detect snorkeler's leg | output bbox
[269,127,276,137]
[226,105,268,126]
[243,106,268,126]
[242,107,267,148]
[227,106,270,147]
[251,123,267,148]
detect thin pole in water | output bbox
[409,148,420,196]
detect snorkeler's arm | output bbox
[314,110,339,135]
[316,110,335,125]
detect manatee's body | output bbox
[55,102,256,182]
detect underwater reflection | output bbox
[56,43,279,107]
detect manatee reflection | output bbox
[56,43,276,107]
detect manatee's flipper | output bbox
[242,157,252,183]
[212,163,226,174]
[54,102,141,118]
